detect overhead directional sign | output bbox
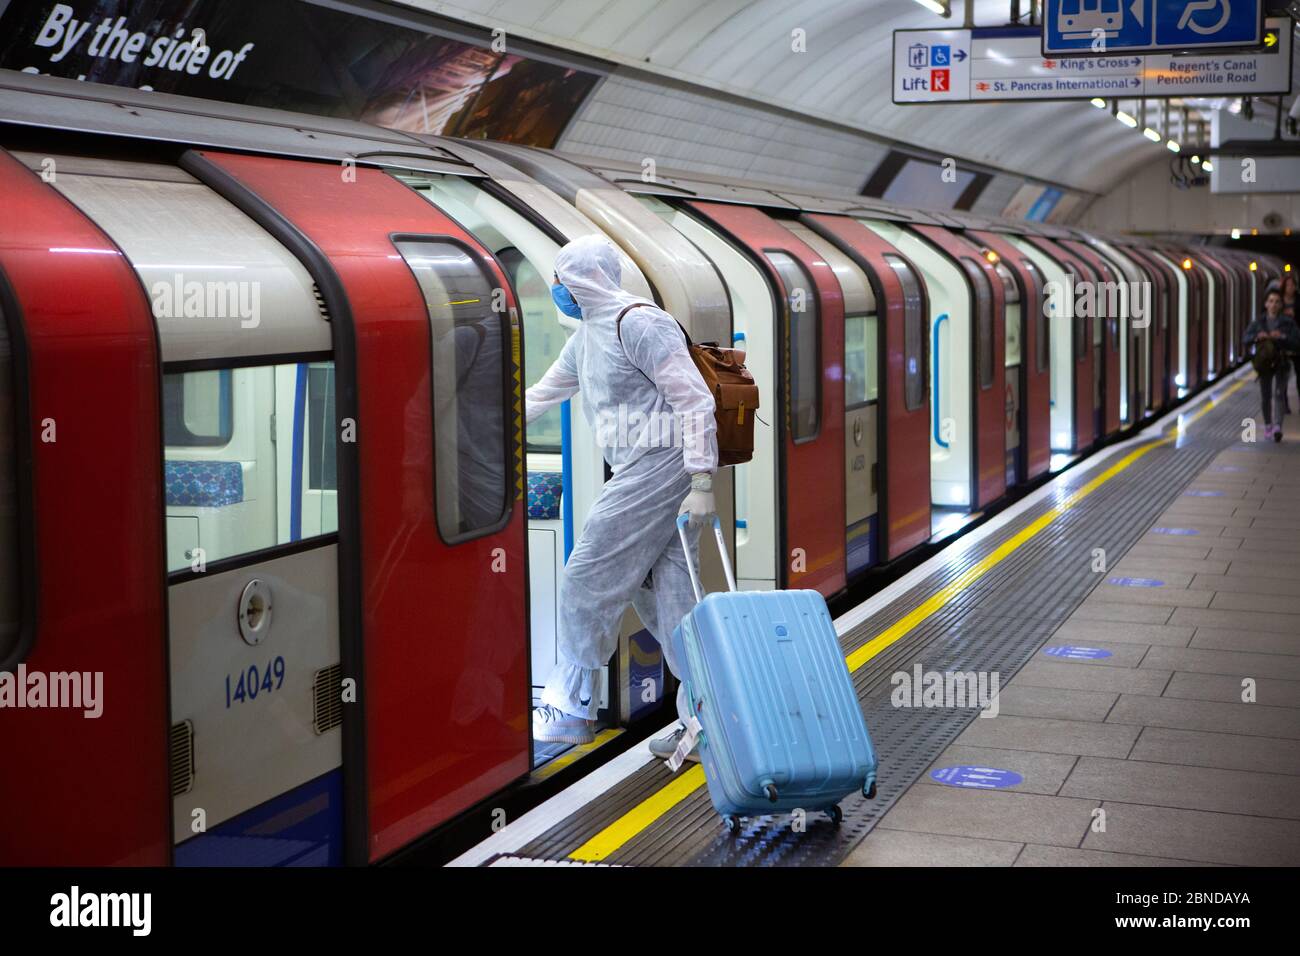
[892,18,1290,103]
[1043,0,1263,56]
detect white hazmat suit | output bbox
[525,235,717,726]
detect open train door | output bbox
[804,214,931,560]
[1062,240,1122,439]
[911,225,1007,509]
[971,230,1051,482]
[686,201,846,596]
[184,151,529,864]
[1026,237,1096,453]
[1124,245,1172,411]
[0,150,169,865]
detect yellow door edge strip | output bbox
[534,729,624,781]
[566,376,1246,861]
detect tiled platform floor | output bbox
[846,391,1300,867]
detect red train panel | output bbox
[911,225,1007,509]
[187,151,529,863]
[687,201,846,596]
[1123,245,1172,411]
[0,149,169,865]
[805,214,931,558]
[970,230,1051,481]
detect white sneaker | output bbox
[647,725,700,763]
[533,704,594,745]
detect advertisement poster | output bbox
[0,0,601,147]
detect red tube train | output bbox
[0,73,1282,865]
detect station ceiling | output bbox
[392,0,1271,194]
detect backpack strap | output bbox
[616,302,693,348]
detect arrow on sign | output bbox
[1264,31,1278,47]
[954,49,968,61]
[1131,0,1144,27]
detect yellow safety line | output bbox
[567,378,1245,862]
[534,729,624,781]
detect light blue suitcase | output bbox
[669,516,878,832]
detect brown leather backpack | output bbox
[616,303,759,467]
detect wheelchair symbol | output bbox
[1178,0,1231,35]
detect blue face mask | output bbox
[551,281,583,319]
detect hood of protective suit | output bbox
[554,235,642,322]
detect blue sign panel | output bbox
[931,766,1024,790]
[1043,0,1263,56]
[1043,645,1114,659]
[1109,576,1165,587]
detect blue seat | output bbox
[165,460,244,508]
[527,471,563,520]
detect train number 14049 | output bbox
[225,657,286,708]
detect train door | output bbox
[1005,236,1076,460]
[0,150,170,865]
[1091,240,1148,425]
[34,154,344,865]
[1026,238,1096,453]
[971,230,1051,483]
[803,214,931,560]
[1063,240,1122,438]
[1124,246,1172,411]
[862,219,976,523]
[184,151,529,864]
[393,171,635,751]
[782,221,881,578]
[911,225,1007,510]
[1153,251,1192,393]
[633,195,778,591]
[685,201,847,596]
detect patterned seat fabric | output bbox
[527,471,564,520]
[165,460,244,508]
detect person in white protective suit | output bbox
[525,234,717,760]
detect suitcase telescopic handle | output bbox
[676,513,738,603]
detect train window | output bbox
[1021,259,1049,374]
[499,247,563,453]
[844,312,878,408]
[765,251,820,441]
[395,239,511,542]
[884,255,927,411]
[0,303,17,661]
[164,369,233,446]
[163,362,339,573]
[995,262,1021,368]
[307,366,337,491]
[961,258,995,390]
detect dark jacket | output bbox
[1243,313,1300,357]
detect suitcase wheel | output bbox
[724,815,742,835]
[826,805,843,826]
[863,780,877,800]
[762,781,778,803]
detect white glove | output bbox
[679,473,715,527]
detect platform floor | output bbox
[456,366,1300,867]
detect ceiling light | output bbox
[1090,98,1106,108]
[912,0,951,15]
[1143,127,1162,142]
[1117,111,1138,127]
[1231,228,1241,239]
[1167,140,1180,152]
[1202,160,1213,171]
[1190,155,1201,163]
